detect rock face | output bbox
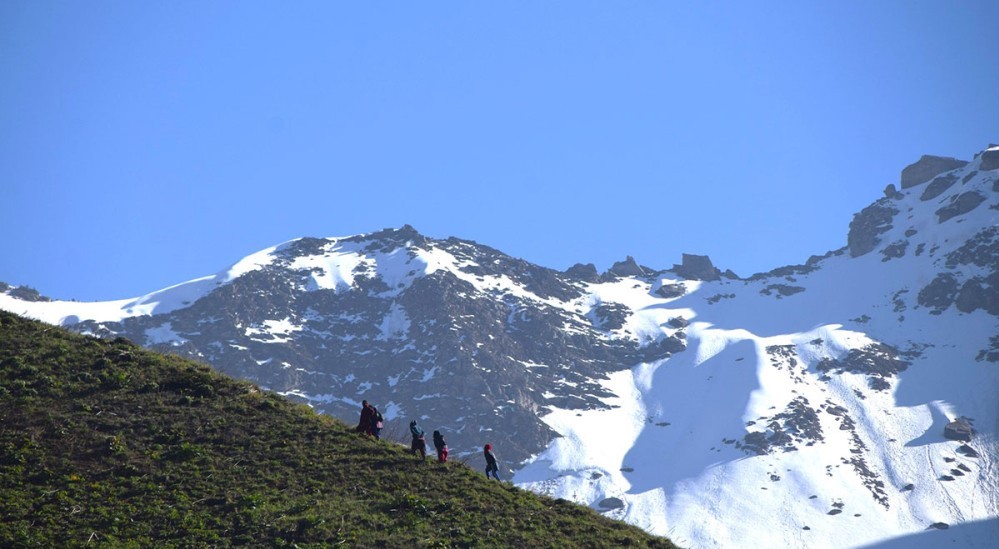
[979,147,999,171]
[672,253,721,281]
[900,155,968,189]
[848,200,898,257]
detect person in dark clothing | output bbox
[410,420,427,460]
[356,400,374,434]
[432,430,448,463]
[369,404,383,440]
[484,443,500,479]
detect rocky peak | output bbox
[603,256,649,279]
[899,155,968,189]
[672,253,721,281]
[564,263,600,283]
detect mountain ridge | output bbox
[2,145,997,547]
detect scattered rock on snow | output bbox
[760,284,806,297]
[957,444,980,458]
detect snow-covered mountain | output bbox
[3,146,998,547]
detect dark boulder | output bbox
[900,155,968,189]
[957,444,980,458]
[943,419,974,442]
[883,183,903,199]
[598,497,625,510]
[672,253,721,281]
[936,191,985,223]
[667,316,688,329]
[655,283,687,299]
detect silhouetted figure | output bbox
[356,400,374,434]
[433,430,448,463]
[484,443,500,480]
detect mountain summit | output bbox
[3,146,997,547]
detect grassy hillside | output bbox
[0,311,678,548]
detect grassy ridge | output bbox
[0,311,678,548]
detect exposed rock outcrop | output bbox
[944,419,974,442]
[979,146,999,171]
[920,173,959,201]
[883,183,903,199]
[936,192,986,223]
[565,263,600,283]
[918,273,959,313]
[900,155,968,189]
[847,200,898,257]
[655,282,687,299]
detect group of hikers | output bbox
[355,400,500,479]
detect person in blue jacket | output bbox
[410,420,427,460]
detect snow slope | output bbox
[515,154,999,547]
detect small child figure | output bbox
[433,430,448,463]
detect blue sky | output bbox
[2,2,997,301]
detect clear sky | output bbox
[2,2,997,301]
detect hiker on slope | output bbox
[433,430,448,463]
[484,443,500,480]
[356,400,383,439]
[356,400,374,434]
[410,420,427,460]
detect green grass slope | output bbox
[0,311,679,548]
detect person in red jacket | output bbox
[433,430,448,463]
[484,443,500,479]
